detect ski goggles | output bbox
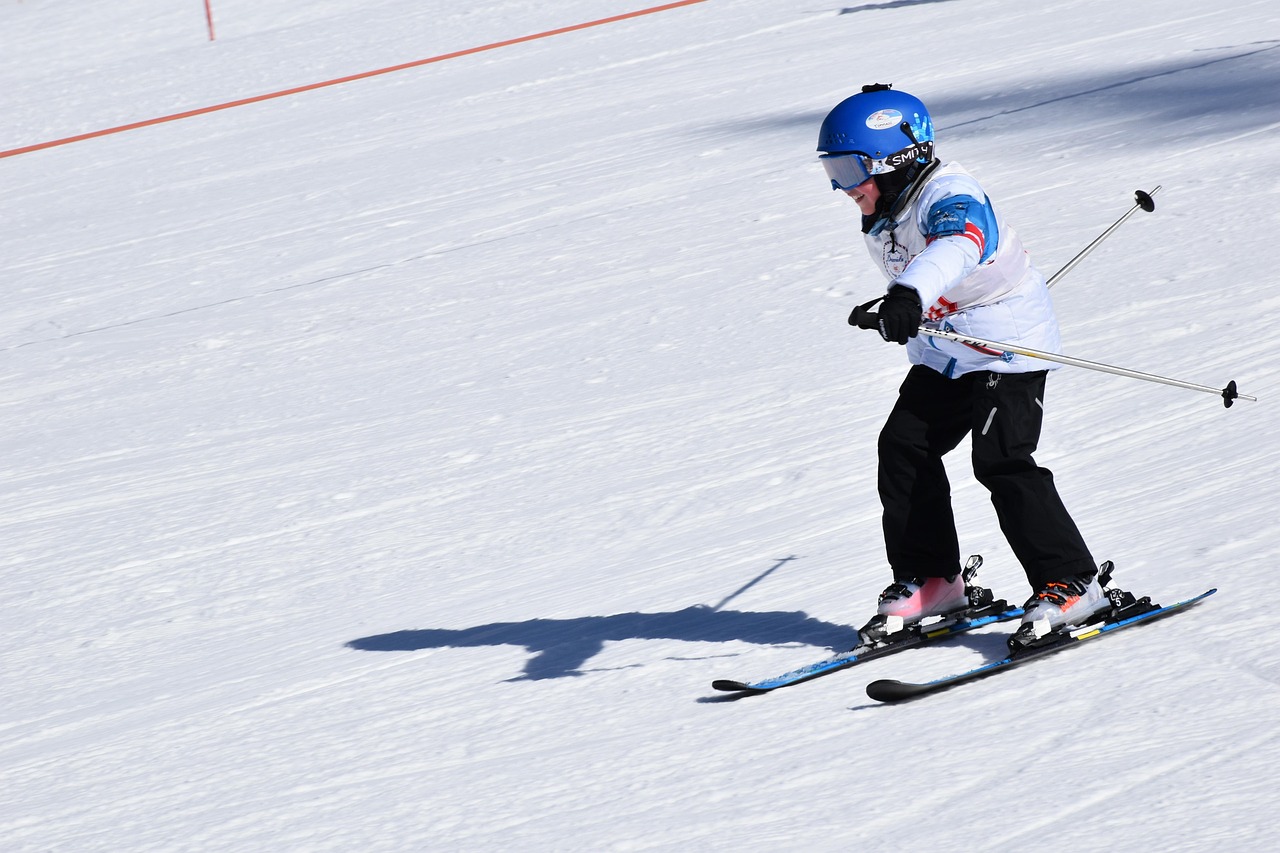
[820,143,933,191]
[820,152,888,191]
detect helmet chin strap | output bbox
[863,159,941,234]
[872,169,914,218]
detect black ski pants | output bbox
[877,365,1094,588]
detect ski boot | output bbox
[857,555,1000,648]
[1007,561,1153,653]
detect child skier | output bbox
[817,84,1108,650]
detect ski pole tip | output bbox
[1221,380,1258,408]
[1222,380,1261,408]
[1135,189,1156,212]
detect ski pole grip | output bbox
[849,296,885,330]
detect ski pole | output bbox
[1048,187,1159,288]
[850,301,1256,408]
[917,325,1253,407]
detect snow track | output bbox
[2,0,1277,849]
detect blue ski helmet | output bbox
[817,84,934,191]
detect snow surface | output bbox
[3,0,1279,849]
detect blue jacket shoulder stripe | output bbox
[925,194,999,263]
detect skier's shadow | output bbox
[347,606,863,681]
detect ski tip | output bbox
[865,678,924,704]
[712,679,761,693]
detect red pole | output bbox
[204,0,216,41]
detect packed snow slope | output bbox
[3,0,1278,850]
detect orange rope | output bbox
[0,0,708,160]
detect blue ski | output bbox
[865,588,1216,703]
[711,603,1022,693]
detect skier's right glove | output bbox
[877,285,922,345]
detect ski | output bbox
[711,601,1022,694]
[865,587,1216,703]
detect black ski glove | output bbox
[877,285,922,344]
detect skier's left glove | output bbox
[878,285,922,344]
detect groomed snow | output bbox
[3,1,1278,849]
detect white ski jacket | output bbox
[862,161,1060,377]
